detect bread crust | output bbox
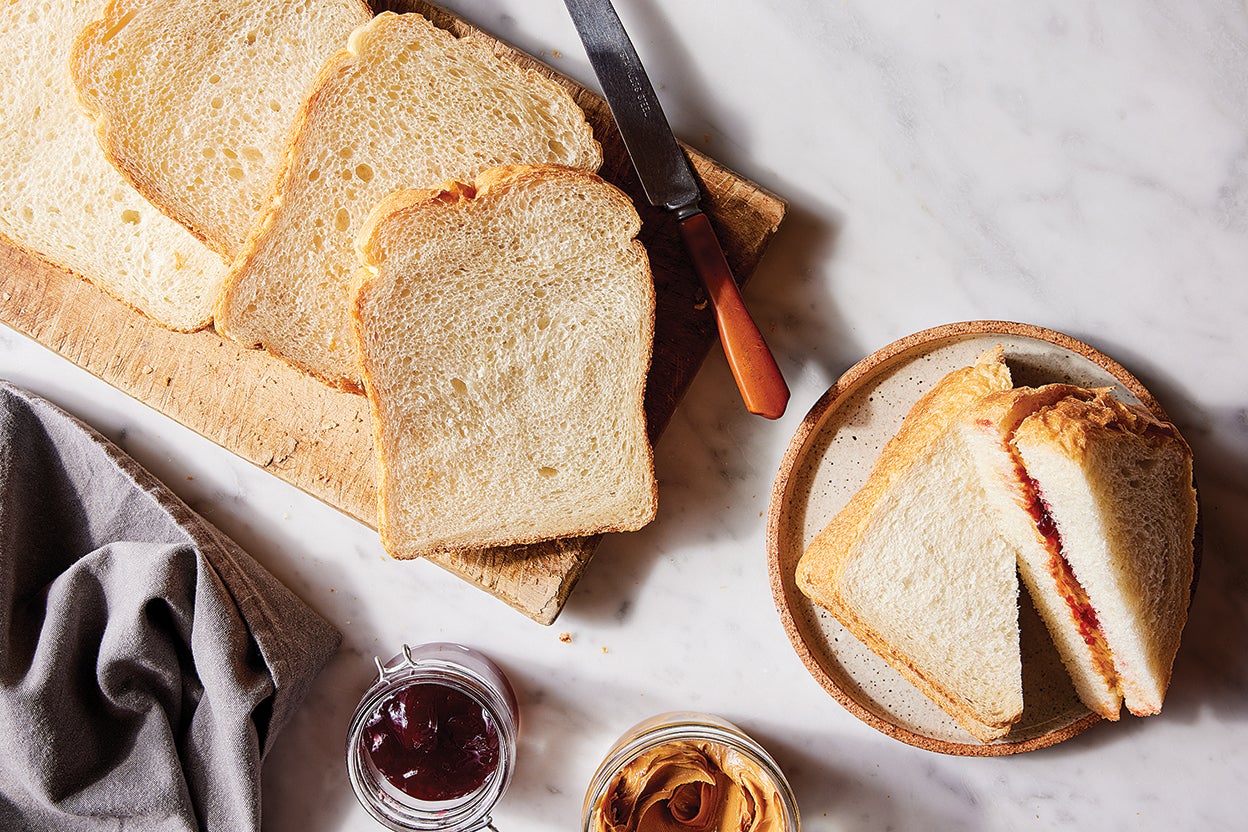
[1017,389,1190,458]
[352,164,655,559]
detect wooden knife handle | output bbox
[678,211,790,419]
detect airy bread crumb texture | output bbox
[0,0,227,330]
[353,165,655,559]
[71,0,372,257]
[216,12,603,390]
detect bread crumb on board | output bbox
[559,632,572,644]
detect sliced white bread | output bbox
[1010,390,1196,717]
[961,385,1128,719]
[351,165,655,559]
[71,0,373,258]
[796,348,1022,742]
[0,0,227,330]
[216,12,603,391]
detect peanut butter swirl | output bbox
[592,741,784,832]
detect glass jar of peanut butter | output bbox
[582,712,800,832]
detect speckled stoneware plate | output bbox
[767,321,1169,756]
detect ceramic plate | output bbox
[767,321,1169,755]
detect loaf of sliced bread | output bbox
[961,384,1197,722]
[216,12,603,390]
[70,0,372,259]
[352,165,655,559]
[0,0,227,330]
[796,348,1022,742]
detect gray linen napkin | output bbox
[0,383,341,831]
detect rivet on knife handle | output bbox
[678,210,789,419]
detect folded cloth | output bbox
[0,383,341,832]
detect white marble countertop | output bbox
[4,0,1247,829]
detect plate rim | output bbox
[766,320,1163,756]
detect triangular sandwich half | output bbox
[963,386,1197,719]
[797,347,1022,743]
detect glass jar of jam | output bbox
[582,712,800,832]
[347,643,519,831]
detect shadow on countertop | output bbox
[564,195,848,628]
[1034,335,1248,731]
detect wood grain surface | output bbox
[0,0,785,624]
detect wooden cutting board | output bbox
[0,0,785,624]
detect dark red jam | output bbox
[1018,467,1119,686]
[362,682,500,802]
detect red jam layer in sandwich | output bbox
[1016,466,1119,689]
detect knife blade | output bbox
[562,0,789,420]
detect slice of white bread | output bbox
[70,0,372,258]
[216,12,603,391]
[351,165,656,559]
[0,0,227,330]
[796,348,1023,742]
[1011,390,1196,717]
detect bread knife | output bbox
[562,0,790,419]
